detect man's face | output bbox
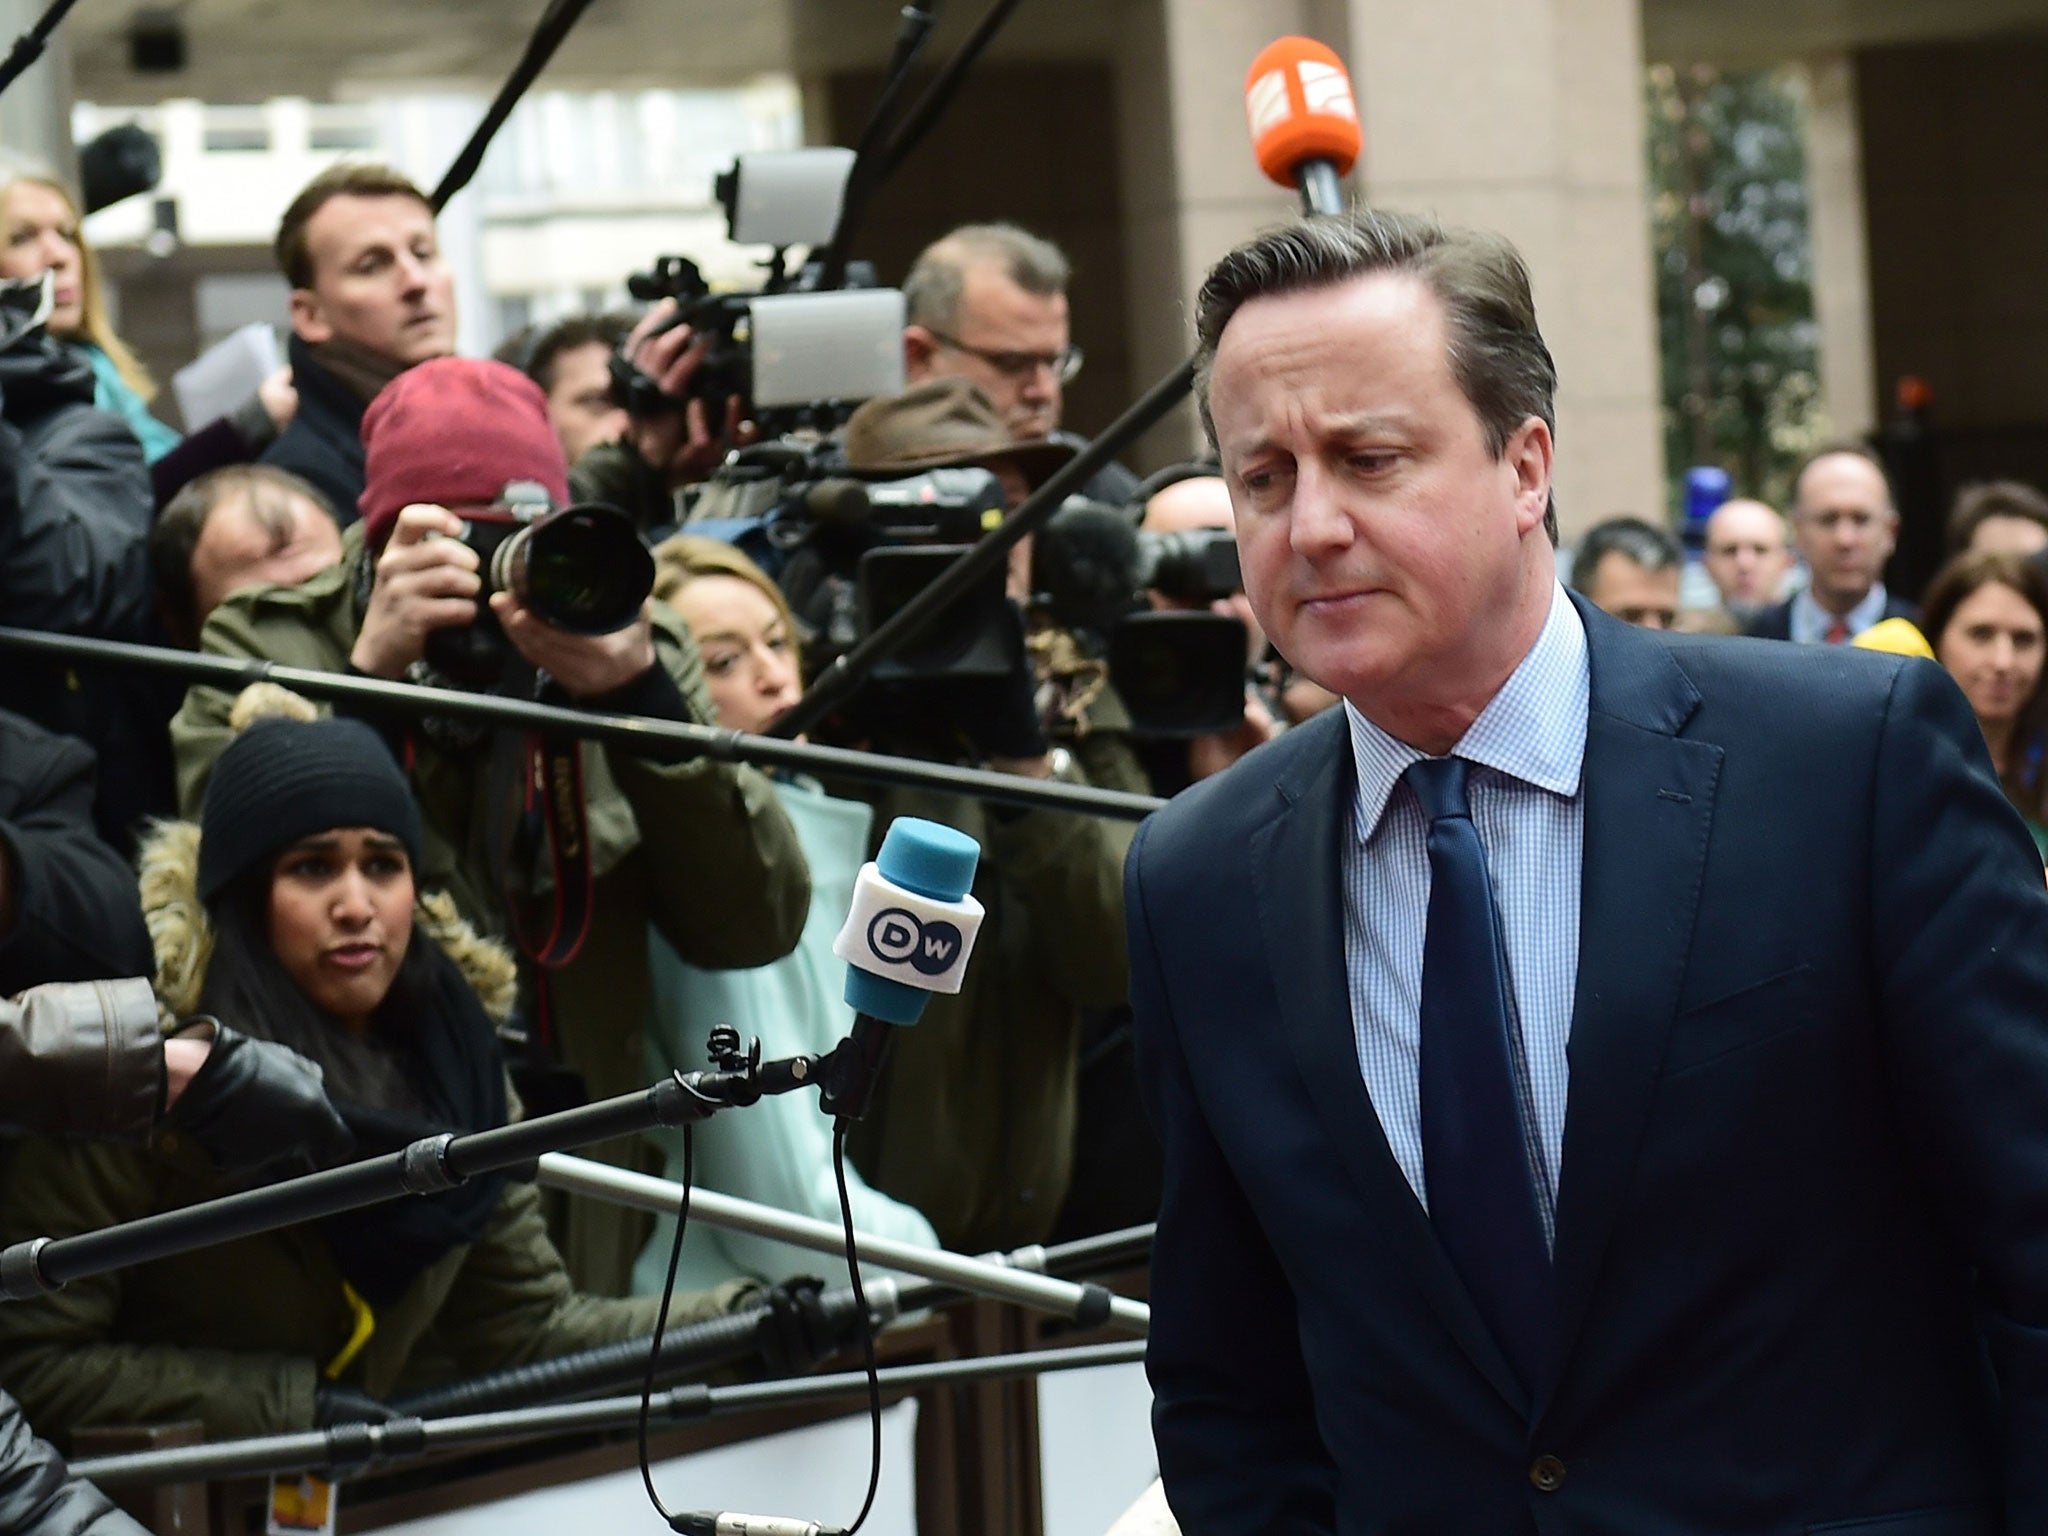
[1583,551,1679,629]
[1140,475,1264,660]
[289,194,457,367]
[1702,499,1792,609]
[1792,454,1897,614]
[906,263,1070,440]
[189,487,344,632]
[544,340,627,465]
[1210,272,1551,721]
[1967,514,2048,560]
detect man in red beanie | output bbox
[170,356,811,1296]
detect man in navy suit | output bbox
[1744,446,1916,643]
[1129,210,2048,1533]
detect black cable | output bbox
[431,0,597,213]
[0,0,81,101]
[639,1123,695,1523]
[832,1122,884,1534]
[872,0,1029,186]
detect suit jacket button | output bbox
[1529,1456,1566,1493]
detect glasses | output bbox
[927,329,1084,385]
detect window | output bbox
[202,107,269,153]
[308,107,378,153]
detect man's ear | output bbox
[902,326,937,383]
[1506,416,1554,537]
[288,287,333,347]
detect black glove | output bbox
[314,1385,399,1428]
[950,602,1050,763]
[164,1019,355,1176]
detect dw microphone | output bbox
[819,816,985,1122]
[1245,36,1363,216]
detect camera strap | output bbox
[507,731,596,972]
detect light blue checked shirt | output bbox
[1339,582,1588,1233]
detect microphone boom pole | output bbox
[0,1065,813,1302]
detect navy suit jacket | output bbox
[1128,597,2048,1535]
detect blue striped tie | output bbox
[1406,754,1553,1392]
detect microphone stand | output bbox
[0,1061,819,1303]
[67,1339,1147,1489]
[0,627,1163,823]
[537,1154,1149,1334]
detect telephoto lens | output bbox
[493,503,656,634]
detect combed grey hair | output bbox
[1193,209,1560,544]
[903,222,1071,332]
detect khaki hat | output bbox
[843,378,1075,489]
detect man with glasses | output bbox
[902,222,1139,507]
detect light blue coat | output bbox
[635,777,940,1295]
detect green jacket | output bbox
[0,1135,745,1445]
[0,817,754,1446]
[846,739,1139,1253]
[168,524,812,1292]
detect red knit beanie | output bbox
[357,358,571,548]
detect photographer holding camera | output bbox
[814,378,1137,1254]
[169,358,810,1295]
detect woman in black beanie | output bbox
[0,690,758,1444]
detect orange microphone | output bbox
[1244,36,1361,216]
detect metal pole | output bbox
[0,1073,747,1300]
[0,627,1164,822]
[69,1340,1149,1487]
[537,1154,1148,1334]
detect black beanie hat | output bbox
[197,717,425,901]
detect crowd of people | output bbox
[1566,449,2048,859]
[0,137,2033,1532]
[0,154,1301,1517]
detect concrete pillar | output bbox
[1115,0,1663,534]
[1804,54,1877,446]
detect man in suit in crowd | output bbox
[1127,209,2048,1533]
[1568,515,1682,630]
[1746,445,1915,642]
[1701,496,1793,620]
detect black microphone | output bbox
[1034,498,1142,638]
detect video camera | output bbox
[693,445,1252,741]
[611,150,907,434]
[1030,500,1250,738]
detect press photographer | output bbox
[777,378,1138,1254]
[168,357,810,1295]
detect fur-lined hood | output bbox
[141,685,518,1028]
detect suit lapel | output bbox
[1538,605,1723,1419]
[1250,714,1525,1411]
